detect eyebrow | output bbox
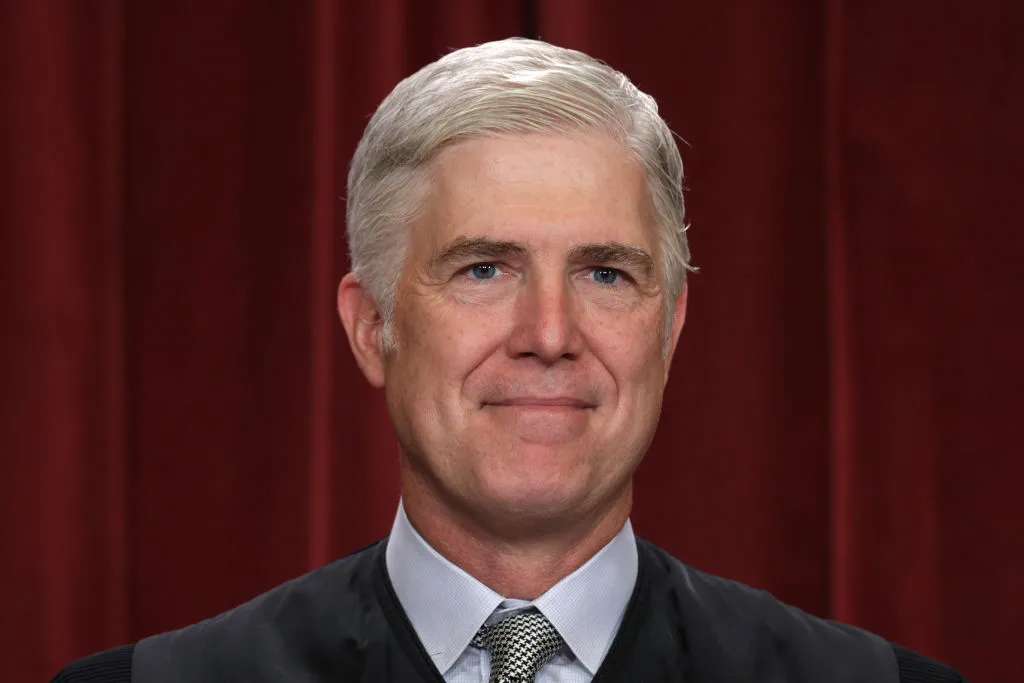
[568,242,656,278]
[429,236,656,278]
[429,237,529,269]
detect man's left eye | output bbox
[590,268,622,285]
[468,263,501,279]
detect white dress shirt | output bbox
[385,502,638,682]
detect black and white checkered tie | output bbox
[471,610,565,683]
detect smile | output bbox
[483,397,595,409]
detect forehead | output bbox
[413,132,657,254]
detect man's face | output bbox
[369,132,685,532]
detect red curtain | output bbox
[2,1,1021,680]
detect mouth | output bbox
[483,397,596,410]
[479,396,596,444]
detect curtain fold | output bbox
[829,1,1024,667]
[2,2,1020,680]
[0,0,128,674]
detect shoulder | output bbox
[891,645,969,683]
[52,540,388,683]
[636,539,966,682]
[50,644,133,683]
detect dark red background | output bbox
[3,2,1021,681]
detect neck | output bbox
[400,478,632,600]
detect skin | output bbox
[338,131,687,599]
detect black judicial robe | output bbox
[53,538,966,682]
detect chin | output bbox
[470,470,591,523]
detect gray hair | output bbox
[346,37,694,351]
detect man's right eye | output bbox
[468,263,499,280]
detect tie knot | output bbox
[472,610,565,683]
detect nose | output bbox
[506,272,585,363]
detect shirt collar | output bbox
[385,503,504,674]
[385,501,638,676]
[533,518,637,673]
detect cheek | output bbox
[586,309,666,396]
[396,303,510,389]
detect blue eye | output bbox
[469,263,499,279]
[591,268,621,285]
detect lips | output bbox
[484,396,595,409]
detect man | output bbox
[54,38,965,682]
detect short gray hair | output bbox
[346,38,694,350]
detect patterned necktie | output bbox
[471,610,565,683]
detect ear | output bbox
[663,284,688,384]
[337,272,387,388]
